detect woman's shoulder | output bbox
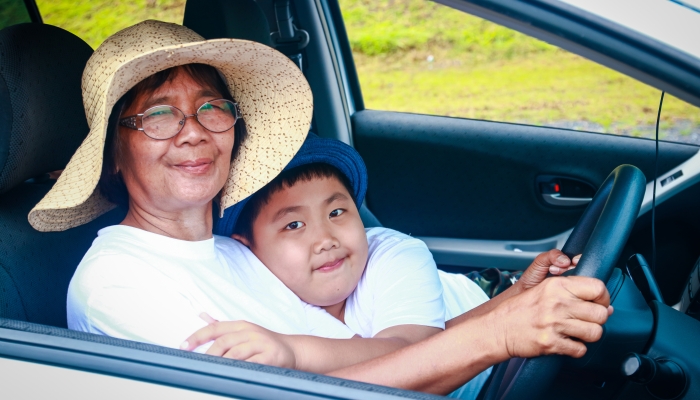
[72,226,168,286]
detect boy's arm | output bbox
[182,318,440,374]
[291,324,441,373]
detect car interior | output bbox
[1,0,699,399]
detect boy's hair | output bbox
[234,163,357,244]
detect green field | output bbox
[339,0,699,141]
[36,0,699,142]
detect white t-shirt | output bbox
[67,226,355,352]
[342,228,490,338]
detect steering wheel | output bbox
[482,164,647,400]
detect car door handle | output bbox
[541,193,592,206]
[537,175,596,207]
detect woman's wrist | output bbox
[476,305,512,364]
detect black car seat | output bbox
[183,0,382,228]
[183,0,274,46]
[0,24,125,327]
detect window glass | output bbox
[339,0,700,145]
[0,0,32,30]
[35,0,186,49]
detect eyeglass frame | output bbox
[118,99,242,140]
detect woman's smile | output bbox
[173,158,214,175]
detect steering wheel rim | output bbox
[482,164,647,400]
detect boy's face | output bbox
[236,176,369,308]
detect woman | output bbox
[29,20,611,396]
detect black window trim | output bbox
[23,0,43,23]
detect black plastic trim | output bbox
[323,0,364,112]
[23,0,42,23]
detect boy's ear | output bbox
[231,233,251,248]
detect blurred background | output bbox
[30,0,700,144]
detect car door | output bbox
[316,0,700,304]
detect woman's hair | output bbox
[99,63,248,208]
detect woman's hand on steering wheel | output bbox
[491,275,612,360]
[181,313,297,369]
[516,249,581,291]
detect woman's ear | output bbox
[232,233,251,248]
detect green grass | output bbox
[354,51,698,133]
[34,0,700,141]
[340,0,700,139]
[340,0,556,60]
[36,0,186,49]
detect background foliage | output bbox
[339,0,699,142]
[34,0,699,142]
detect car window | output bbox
[35,0,186,49]
[339,0,700,145]
[0,0,33,30]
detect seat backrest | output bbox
[183,0,273,46]
[0,23,126,327]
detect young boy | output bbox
[209,133,493,398]
[183,134,578,398]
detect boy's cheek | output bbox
[264,243,312,284]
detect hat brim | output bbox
[29,37,311,232]
[213,134,368,236]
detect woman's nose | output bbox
[173,114,210,146]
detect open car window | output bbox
[338,0,700,145]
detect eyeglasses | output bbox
[119,99,241,140]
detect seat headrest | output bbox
[0,23,92,194]
[183,0,273,47]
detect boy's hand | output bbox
[517,249,581,291]
[181,313,296,369]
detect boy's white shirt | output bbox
[67,225,355,353]
[338,227,490,338]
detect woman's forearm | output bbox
[328,313,507,394]
[445,281,524,329]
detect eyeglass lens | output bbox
[141,99,237,139]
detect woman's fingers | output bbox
[520,249,573,289]
[557,319,604,343]
[562,276,611,307]
[552,337,589,359]
[550,254,582,275]
[567,301,610,326]
[571,254,581,266]
[495,275,611,360]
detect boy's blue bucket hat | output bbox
[214,133,368,236]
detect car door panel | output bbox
[353,110,698,243]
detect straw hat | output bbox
[28,20,312,232]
